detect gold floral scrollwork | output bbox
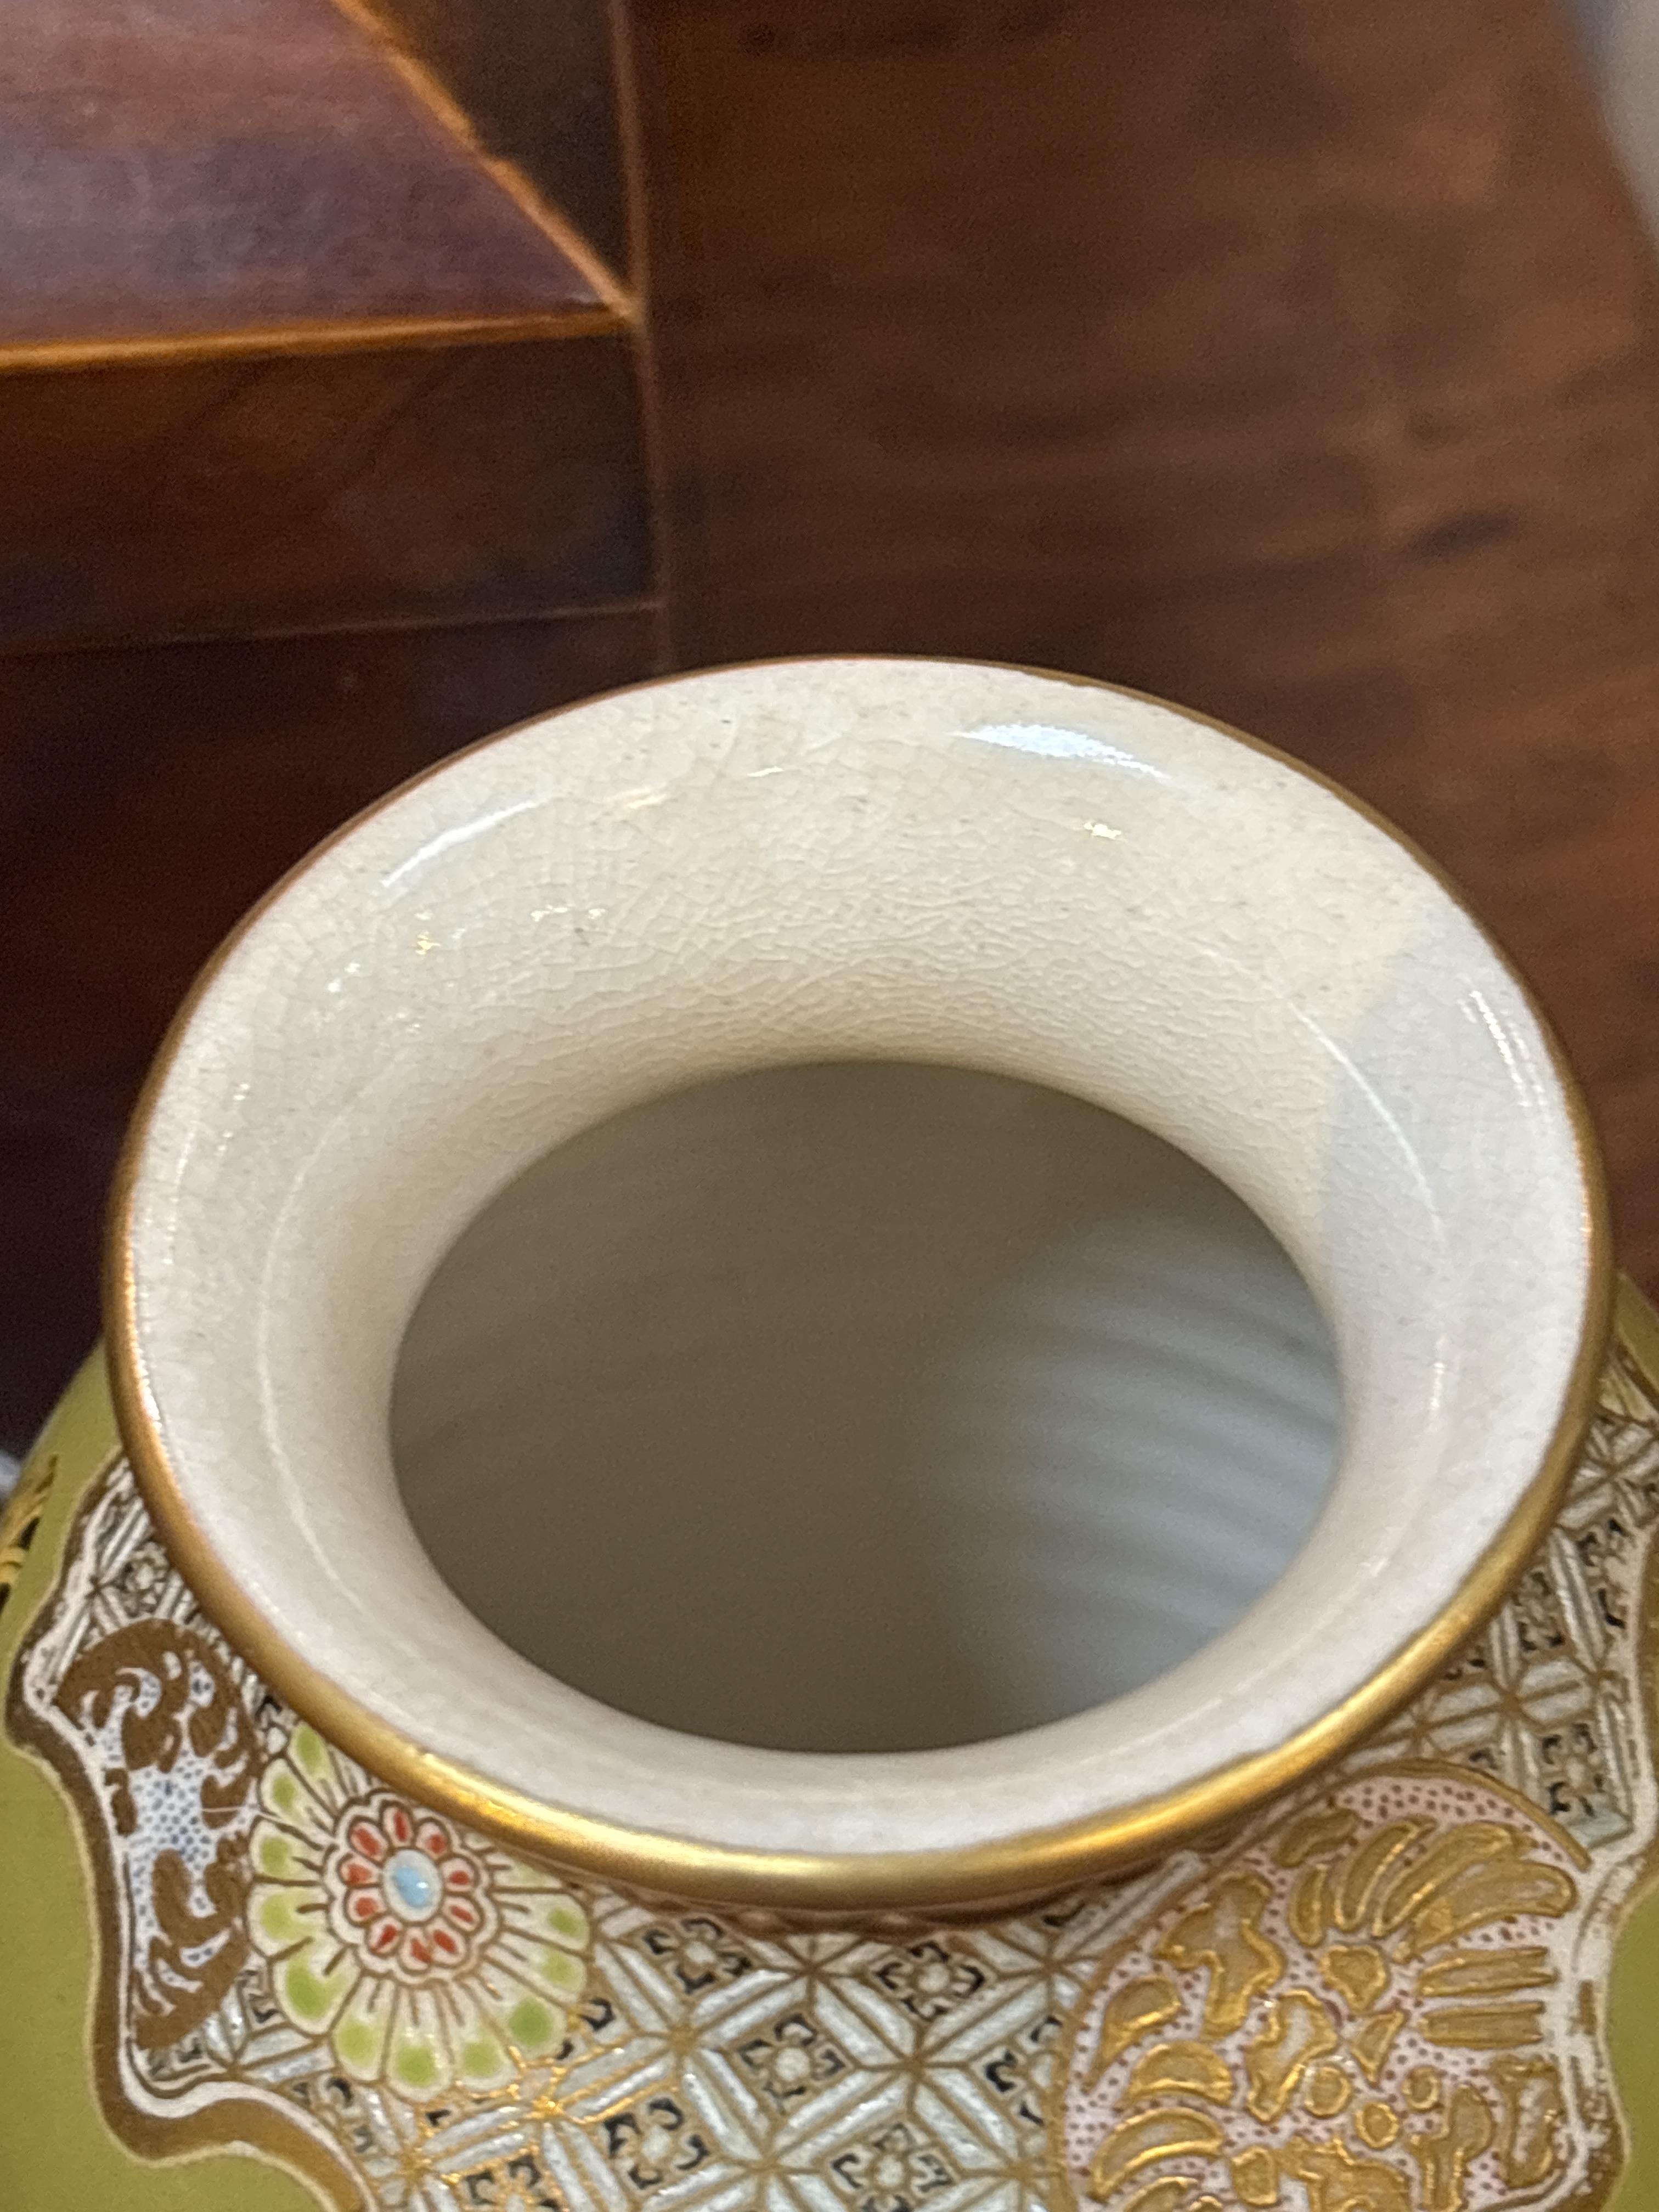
[1122,2040,1233,2107]
[55,1619,259,2049]
[1153,1874,1285,2034]
[1088,2107,1225,2199]
[1278,2134,1413,2210]
[1244,1987,1341,2120]
[1491,2055,1570,2187]
[58,1618,262,1827]
[1085,1974,1183,2087]
[1111,2180,1189,2212]
[1406,2083,1496,2212]
[1350,2010,1407,2083]
[0,1452,57,1616]
[1303,2060,1353,2119]
[1057,1770,1589,2211]
[1358,2099,1402,2148]
[1321,1940,1391,2013]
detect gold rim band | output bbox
[105,657,1617,1914]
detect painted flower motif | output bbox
[872,1938,985,2022]
[249,1723,589,2099]
[114,1538,171,1615]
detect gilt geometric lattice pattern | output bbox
[7,1333,1659,2211]
[1348,1334,1659,1855]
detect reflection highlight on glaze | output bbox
[380,799,540,890]
[962,722,1170,776]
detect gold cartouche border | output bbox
[3,1447,363,2212]
[104,657,1617,1915]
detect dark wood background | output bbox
[4,0,1659,1452]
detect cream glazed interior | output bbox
[390,1055,1345,1758]
[111,657,1606,1900]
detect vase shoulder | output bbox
[5,1297,1659,2210]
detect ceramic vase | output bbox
[3,657,1658,2212]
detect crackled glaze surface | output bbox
[115,660,1598,1872]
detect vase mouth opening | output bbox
[389,1056,1346,1757]
[108,656,1611,1909]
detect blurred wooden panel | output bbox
[638,0,1659,1283]
[357,0,633,279]
[0,0,656,1446]
[0,0,608,357]
[639,0,1657,681]
[0,608,661,1452]
[0,335,651,648]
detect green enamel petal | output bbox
[392,2039,441,2093]
[289,1724,335,1791]
[545,1897,589,1947]
[250,1824,307,1881]
[492,1862,590,1942]
[331,1974,396,2084]
[250,1883,323,1958]
[333,2016,380,2075]
[278,1938,357,2034]
[258,1762,308,1827]
[460,2035,504,2081]
[256,1754,341,1849]
[384,1986,455,2101]
[506,1996,565,2056]
[495,1926,585,2004]
[539,1945,585,1998]
[475,1950,567,2058]
[444,1982,515,2092]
